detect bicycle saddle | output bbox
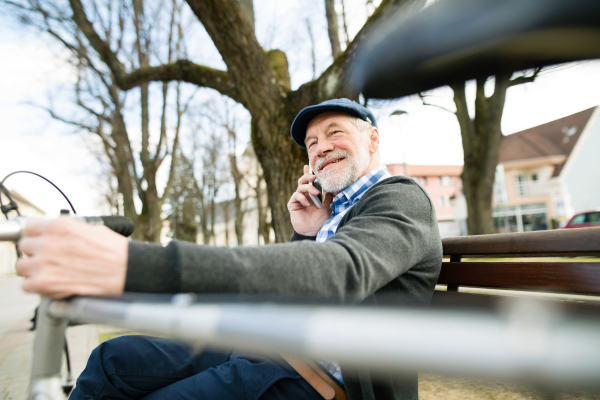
[350,0,600,98]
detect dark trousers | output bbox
[69,335,322,400]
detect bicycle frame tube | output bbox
[29,299,68,400]
[37,296,600,393]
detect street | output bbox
[0,275,100,400]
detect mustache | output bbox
[314,150,349,172]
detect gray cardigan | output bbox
[125,175,442,400]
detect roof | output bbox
[499,106,597,176]
[6,190,45,215]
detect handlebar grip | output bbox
[83,216,135,237]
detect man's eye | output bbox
[330,130,340,136]
[308,141,316,148]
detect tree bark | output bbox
[230,152,246,246]
[238,0,254,32]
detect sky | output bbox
[1,0,600,217]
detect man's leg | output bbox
[139,350,322,400]
[69,336,322,400]
[69,335,230,400]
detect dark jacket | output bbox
[125,175,442,400]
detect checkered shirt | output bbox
[315,165,391,384]
[316,165,391,243]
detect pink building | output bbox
[386,106,600,236]
[386,164,464,237]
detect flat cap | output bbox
[290,98,377,148]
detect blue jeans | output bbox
[69,335,322,400]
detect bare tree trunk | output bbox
[325,0,342,59]
[451,74,510,235]
[200,197,210,245]
[222,201,231,246]
[230,151,246,246]
[414,67,540,236]
[210,190,217,244]
[254,170,271,245]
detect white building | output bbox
[0,191,45,275]
[494,106,600,231]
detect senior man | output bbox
[16,98,441,400]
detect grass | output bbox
[97,331,167,344]
[419,374,600,400]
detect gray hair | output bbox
[348,116,380,162]
[348,116,373,135]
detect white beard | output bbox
[313,145,371,194]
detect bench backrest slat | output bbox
[438,262,600,295]
[439,227,600,302]
[442,226,600,257]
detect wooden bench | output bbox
[433,226,600,311]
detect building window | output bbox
[514,174,542,197]
[437,177,442,186]
[421,177,427,186]
[515,175,528,197]
[493,203,548,233]
[438,196,445,207]
[442,176,451,186]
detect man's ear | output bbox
[369,127,380,155]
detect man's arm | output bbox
[124,177,439,302]
[16,177,439,302]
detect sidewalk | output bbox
[0,275,103,400]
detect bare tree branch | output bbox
[418,92,456,114]
[325,0,342,59]
[508,67,542,88]
[122,60,239,100]
[69,0,127,81]
[297,0,426,102]
[340,0,351,46]
[68,0,242,102]
[305,17,317,80]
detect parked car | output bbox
[563,209,600,229]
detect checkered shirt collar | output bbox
[331,165,391,214]
[315,166,391,243]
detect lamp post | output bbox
[390,110,409,176]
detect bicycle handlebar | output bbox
[0,216,135,242]
[82,216,135,238]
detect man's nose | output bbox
[316,138,334,156]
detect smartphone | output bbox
[309,166,323,209]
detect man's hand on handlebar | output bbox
[15,218,128,299]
